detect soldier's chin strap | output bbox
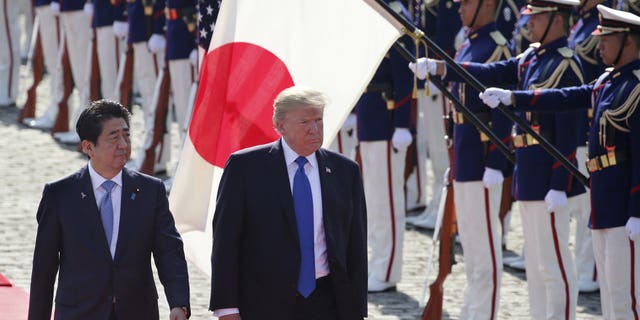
[539,11,557,44]
[470,0,485,29]
[612,32,628,67]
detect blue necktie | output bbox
[100,180,116,247]
[293,156,315,298]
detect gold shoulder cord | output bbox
[486,31,513,63]
[598,80,640,146]
[528,48,584,90]
[574,36,599,66]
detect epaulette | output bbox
[633,69,640,81]
[557,47,574,58]
[489,31,507,46]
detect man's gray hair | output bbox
[272,86,328,126]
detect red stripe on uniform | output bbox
[385,141,397,282]
[484,188,498,319]
[550,212,571,320]
[630,185,640,195]
[530,89,542,106]
[553,151,576,170]
[395,94,411,110]
[630,240,639,320]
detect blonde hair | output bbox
[272,86,328,126]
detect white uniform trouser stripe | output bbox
[361,140,406,284]
[550,211,571,320]
[520,200,577,320]
[455,180,502,319]
[592,227,640,319]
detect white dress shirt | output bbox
[88,162,123,258]
[213,139,330,318]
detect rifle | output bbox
[116,43,134,111]
[373,0,588,186]
[19,16,43,123]
[89,29,102,101]
[139,66,171,175]
[422,72,457,319]
[51,41,74,134]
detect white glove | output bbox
[408,57,438,80]
[482,167,504,189]
[113,21,129,38]
[544,189,568,213]
[391,128,412,149]
[83,2,94,16]
[189,49,198,66]
[479,87,513,109]
[50,2,60,15]
[147,34,166,53]
[341,113,357,131]
[626,217,640,242]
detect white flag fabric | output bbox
[170,0,403,275]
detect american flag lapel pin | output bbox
[131,188,140,200]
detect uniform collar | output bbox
[608,60,640,82]
[468,22,497,41]
[535,37,568,57]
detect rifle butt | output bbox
[18,29,44,122]
[421,285,443,320]
[90,29,101,101]
[51,44,74,134]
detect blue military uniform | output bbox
[566,1,607,293]
[446,0,585,317]
[441,20,513,319]
[404,0,461,223]
[116,0,170,174]
[485,5,640,317]
[510,6,532,55]
[512,62,640,229]
[357,31,413,292]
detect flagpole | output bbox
[373,0,589,186]
[391,42,514,163]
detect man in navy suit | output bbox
[209,86,368,320]
[28,99,190,320]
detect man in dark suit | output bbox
[28,99,190,320]
[209,86,368,320]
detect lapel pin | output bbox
[325,167,332,173]
[80,192,87,199]
[131,188,140,200]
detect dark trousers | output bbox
[294,276,339,320]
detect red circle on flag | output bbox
[190,42,294,167]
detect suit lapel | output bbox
[316,149,337,246]
[269,141,300,244]
[114,168,138,262]
[77,166,113,262]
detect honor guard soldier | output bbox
[566,0,609,294]
[510,5,534,54]
[413,0,588,318]
[92,0,120,101]
[52,0,95,144]
[410,0,513,316]
[165,0,197,144]
[23,0,65,129]
[0,0,22,108]
[357,1,414,293]
[116,0,169,174]
[327,110,358,161]
[405,0,461,229]
[481,5,640,318]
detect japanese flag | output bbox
[170,0,404,275]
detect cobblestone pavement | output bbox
[0,64,602,319]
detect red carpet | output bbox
[0,273,29,320]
